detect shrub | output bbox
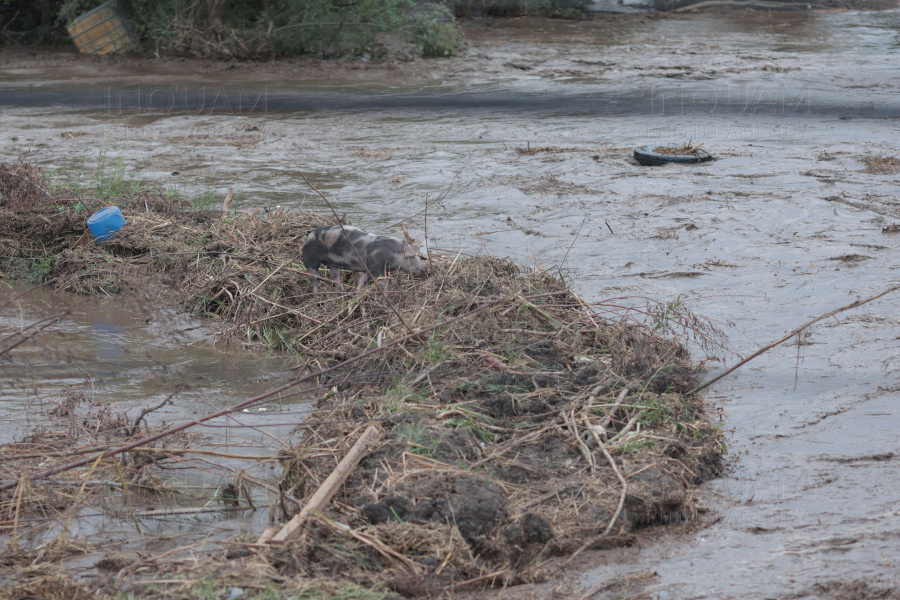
[56,0,466,58]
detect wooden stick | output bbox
[563,409,595,472]
[257,527,276,544]
[446,569,510,591]
[599,387,630,430]
[606,409,644,446]
[134,506,253,517]
[687,284,900,396]
[221,187,234,217]
[577,576,617,600]
[263,425,381,544]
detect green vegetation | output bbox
[394,420,435,455]
[424,329,449,364]
[115,579,394,600]
[382,380,428,413]
[20,0,597,60]
[653,294,684,334]
[89,148,145,200]
[49,147,148,203]
[26,253,55,283]
[190,186,225,211]
[55,0,466,59]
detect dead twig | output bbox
[688,284,900,395]
[554,431,628,574]
[130,390,180,436]
[221,187,234,217]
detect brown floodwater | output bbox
[2,8,900,597]
[0,283,313,550]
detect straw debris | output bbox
[0,575,108,600]
[0,159,728,597]
[860,155,900,175]
[654,141,704,156]
[515,145,580,156]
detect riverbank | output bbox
[0,159,726,598]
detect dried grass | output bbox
[860,155,900,175]
[268,358,725,589]
[515,145,580,156]
[0,575,107,600]
[0,382,205,539]
[653,142,704,156]
[0,159,728,597]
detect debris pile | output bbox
[0,159,727,597]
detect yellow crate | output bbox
[66,2,138,55]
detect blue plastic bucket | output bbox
[87,206,126,241]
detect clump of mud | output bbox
[271,353,723,592]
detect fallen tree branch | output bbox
[1,445,274,461]
[552,430,628,574]
[0,311,71,359]
[260,425,381,544]
[687,284,900,396]
[130,390,180,436]
[221,187,234,217]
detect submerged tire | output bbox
[634,145,714,167]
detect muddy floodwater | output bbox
[0,282,312,551]
[3,8,900,598]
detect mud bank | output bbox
[0,160,726,597]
